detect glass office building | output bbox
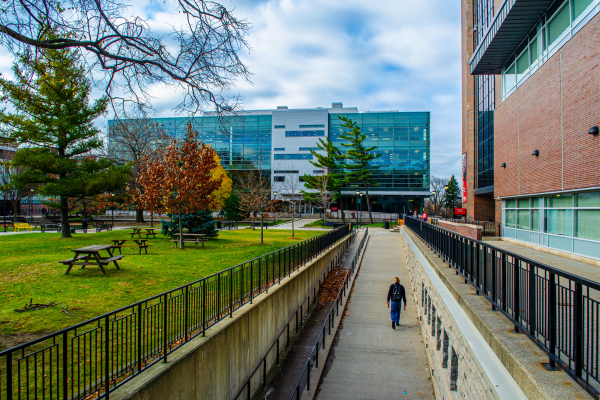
[109,104,431,214]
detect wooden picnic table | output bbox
[217,220,238,230]
[172,233,208,249]
[111,239,151,255]
[59,245,124,275]
[131,227,157,239]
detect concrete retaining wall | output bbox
[438,220,483,240]
[112,235,352,400]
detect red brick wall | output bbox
[461,0,476,220]
[439,220,483,241]
[494,13,600,198]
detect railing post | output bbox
[482,246,488,296]
[491,250,497,310]
[62,331,68,399]
[528,262,536,336]
[501,253,507,312]
[217,273,222,316]
[276,337,280,365]
[307,358,311,391]
[513,259,520,332]
[548,272,556,369]
[6,351,13,400]
[163,294,168,362]
[137,303,143,372]
[185,285,190,339]
[249,262,253,304]
[573,282,584,378]
[105,315,111,399]
[202,279,207,336]
[230,271,234,317]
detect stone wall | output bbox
[111,235,353,400]
[401,231,499,399]
[438,220,483,241]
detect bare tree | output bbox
[0,0,251,114]
[107,116,168,222]
[0,161,28,222]
[237,168,277,245]
[302,174,333,225]
[430,176,449,215]
[274,166,304,238]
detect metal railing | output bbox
[431,218,501,237]
[0,225,352,400]
[288,228,369,400]
[233,229,358,400]
[404,216,600,397]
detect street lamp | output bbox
[444,185,449,219]
[355,190,359,229]
[111,193,115,228]
[29,188,34,221]
[273,192,277,224]
[432,190,436,216]
[3,191,6,232]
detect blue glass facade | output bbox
[329,112,430,193]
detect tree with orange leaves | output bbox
[136,123,223,249]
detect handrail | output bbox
[403,216,600,397]
[0,225,352,400]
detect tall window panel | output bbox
[473,0,495,190]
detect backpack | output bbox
[391,284,403,301]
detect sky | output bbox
[0,0,463,181]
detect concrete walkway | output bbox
[317,229,434,399]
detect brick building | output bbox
[462,0,600,260]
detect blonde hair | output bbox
[393,277,400,283]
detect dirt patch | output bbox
[0,332,47,352]
[316,269,348,307]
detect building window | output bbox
[299,147,321,151]
[274,170,299,174]
[274,176,285,182]
[299,124,325,128]
[442,331,449,368]
[505,209,516,228]
[274,154,313,160]
[501,0,600,99]
[449,348,458,391]
[436,318,442,350]
[274,125,285,129]
[274,148,285,151]
[285,130,325,137]
[313,170,325,174]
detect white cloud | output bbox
[0,0,463,181]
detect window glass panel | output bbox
[531,209,539,231]
[505,63,516,91]
[576,191,600,207]
[573,0,594,20]
[516,48,529,81]
[547,209,573,235]
[506,210,516,228]
[518,198,530,208]
[273,148,285,151]
[547,4,570,48]
[517,210,530,229]
[530,36,539,63]
[505,199,516,208]
[548,194,572,207]
[274,125,285,129]
[576,210,600,240]
[274,176,285,182]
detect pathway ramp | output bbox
[317,229,433,399]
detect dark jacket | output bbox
[387,283,406,303]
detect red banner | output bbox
[331,206,339,211]
[455,208,466,216]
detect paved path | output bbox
[488,241,600,284]
[317,229,434,399]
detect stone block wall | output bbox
[401,233,498,399]
[438,220,483,241]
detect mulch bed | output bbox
[317,268,348,306]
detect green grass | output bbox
[0,228,324,344]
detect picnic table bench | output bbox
[216,220,238,230]
[95,223,113,233]
[111,239,151,255]
[131,227,157,239]
[172,233,208,249]
[41,223,61,233]
[59,245,123,275]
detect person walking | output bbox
[386,277,407,329]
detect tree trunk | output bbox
[363,181,374,225]
[12,201,18,223]
[339,196,346,224]
[135,208,145,223]
[178,199,183,249]
[260,215,264,244]
[60,195,72,238]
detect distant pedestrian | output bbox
[422,212,428,222]
[386,277,407,329]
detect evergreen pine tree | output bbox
[444,175,461,213]
[161,211,219,238]
[0,42,130,237]
[338,116,381,224]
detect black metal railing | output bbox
[288,229,368,400]
[233,229,360,400]
[0,225,352,400]
[404,216,600,396]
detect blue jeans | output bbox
[390,301,402,324]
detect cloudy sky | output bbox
[0,0,463,181]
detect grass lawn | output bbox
[0,228,324,348]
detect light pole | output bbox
[273,191,277,225]
[432,190,436,216]
[355,190,359,229]
[29,188,33,221]
[444,185,449,219]
[3,192,6,232]
[111,193,115,227]
[359,193,363,226]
